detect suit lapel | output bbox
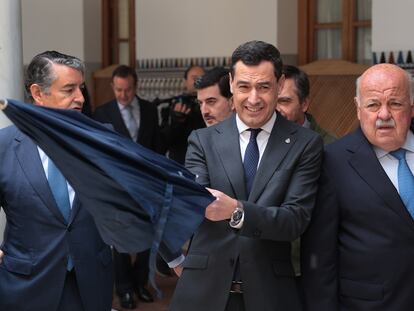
[348,128,414,229]
[68,196,81,225]
[109,101,131,138]
[214,117,248,200]
[14,132,67,224]
[249,115,297,202]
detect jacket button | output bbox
[253,229,261,237]
[67,226,72,232]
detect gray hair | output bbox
[355,70,414,105]
[25,51,85,101]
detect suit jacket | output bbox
[301,127,414,311]
[93,96,163,152]
[170,114,323,311]
[0,126,113,311]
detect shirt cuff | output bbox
[167,254,185,268]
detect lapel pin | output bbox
[285,138,291,144]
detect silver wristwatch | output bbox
[229,201,244,229]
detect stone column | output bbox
[0,0,24,242]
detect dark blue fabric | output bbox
[2,99,214,262]
[243,129,261,195]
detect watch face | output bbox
[232,210,243,222]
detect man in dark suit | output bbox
[93,65,157,308]
[301,63,414,311]
[0,51,113,310]
[169,41,323,311]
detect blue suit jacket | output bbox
[0,126,113,311]
[301,127,414,311]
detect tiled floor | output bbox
[111,275,178,311]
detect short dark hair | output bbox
[25,50,84,101]
[112,65,138,85]
[230,40,283,80]
[184,65,204,80]
[194,67,232,99]
[282,65,310,104]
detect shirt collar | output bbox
[303,115,311,129]
[374,130,414,159]
[236,112,277,135]
[118,96,138,111]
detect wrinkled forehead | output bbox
[360,71,410,99]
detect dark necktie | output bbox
[48,159,74,270]
[243,128,261,195]
[390,148,414,219]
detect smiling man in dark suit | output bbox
[0,51,113,311]
[301,63,414,311]
[93,65,160,308]
[169,41,323,311]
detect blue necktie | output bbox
[243,128,261,195]
[390,148,414,219]
[48,159,74,270]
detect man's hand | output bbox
[173,264,183,277]
[172,102,192,122]
[205,188,238,221]
[0,249,3,264]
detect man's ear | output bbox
[301,97,311,113]
[277,74,285,95]
[354,97,361,120]
[30,84,44,106]
[229,72,234,94]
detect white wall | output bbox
[0,0,24,242]
[136,0,280,59]
[277,0,298,55]
[21,0,85,63]
[372,0,414,52]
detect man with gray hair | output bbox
[0,51,113,311]
[302,63,414,311]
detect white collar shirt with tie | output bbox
[236,112,277,165]
[118,96,141,141]
[374,130,414,192]
[38,147,75,207]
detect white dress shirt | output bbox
[374,130,414,192]
[236,112,277,165]
[38,147,75,207]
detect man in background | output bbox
[277,64,336,145]
[93,65,158,309]
[194,66,234,127]
[164,65,206,164]
[0,51,113,311]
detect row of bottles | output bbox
[137,56,231,70]
[137,77,184,100]
[373,50,414,67]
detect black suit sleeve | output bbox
[301,161,339,311]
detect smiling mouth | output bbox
[245,106,262,112]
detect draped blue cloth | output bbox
[0,99,214,290]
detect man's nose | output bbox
[75,87,85,104]
[377,104,391,119]
[248,89,260,104]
